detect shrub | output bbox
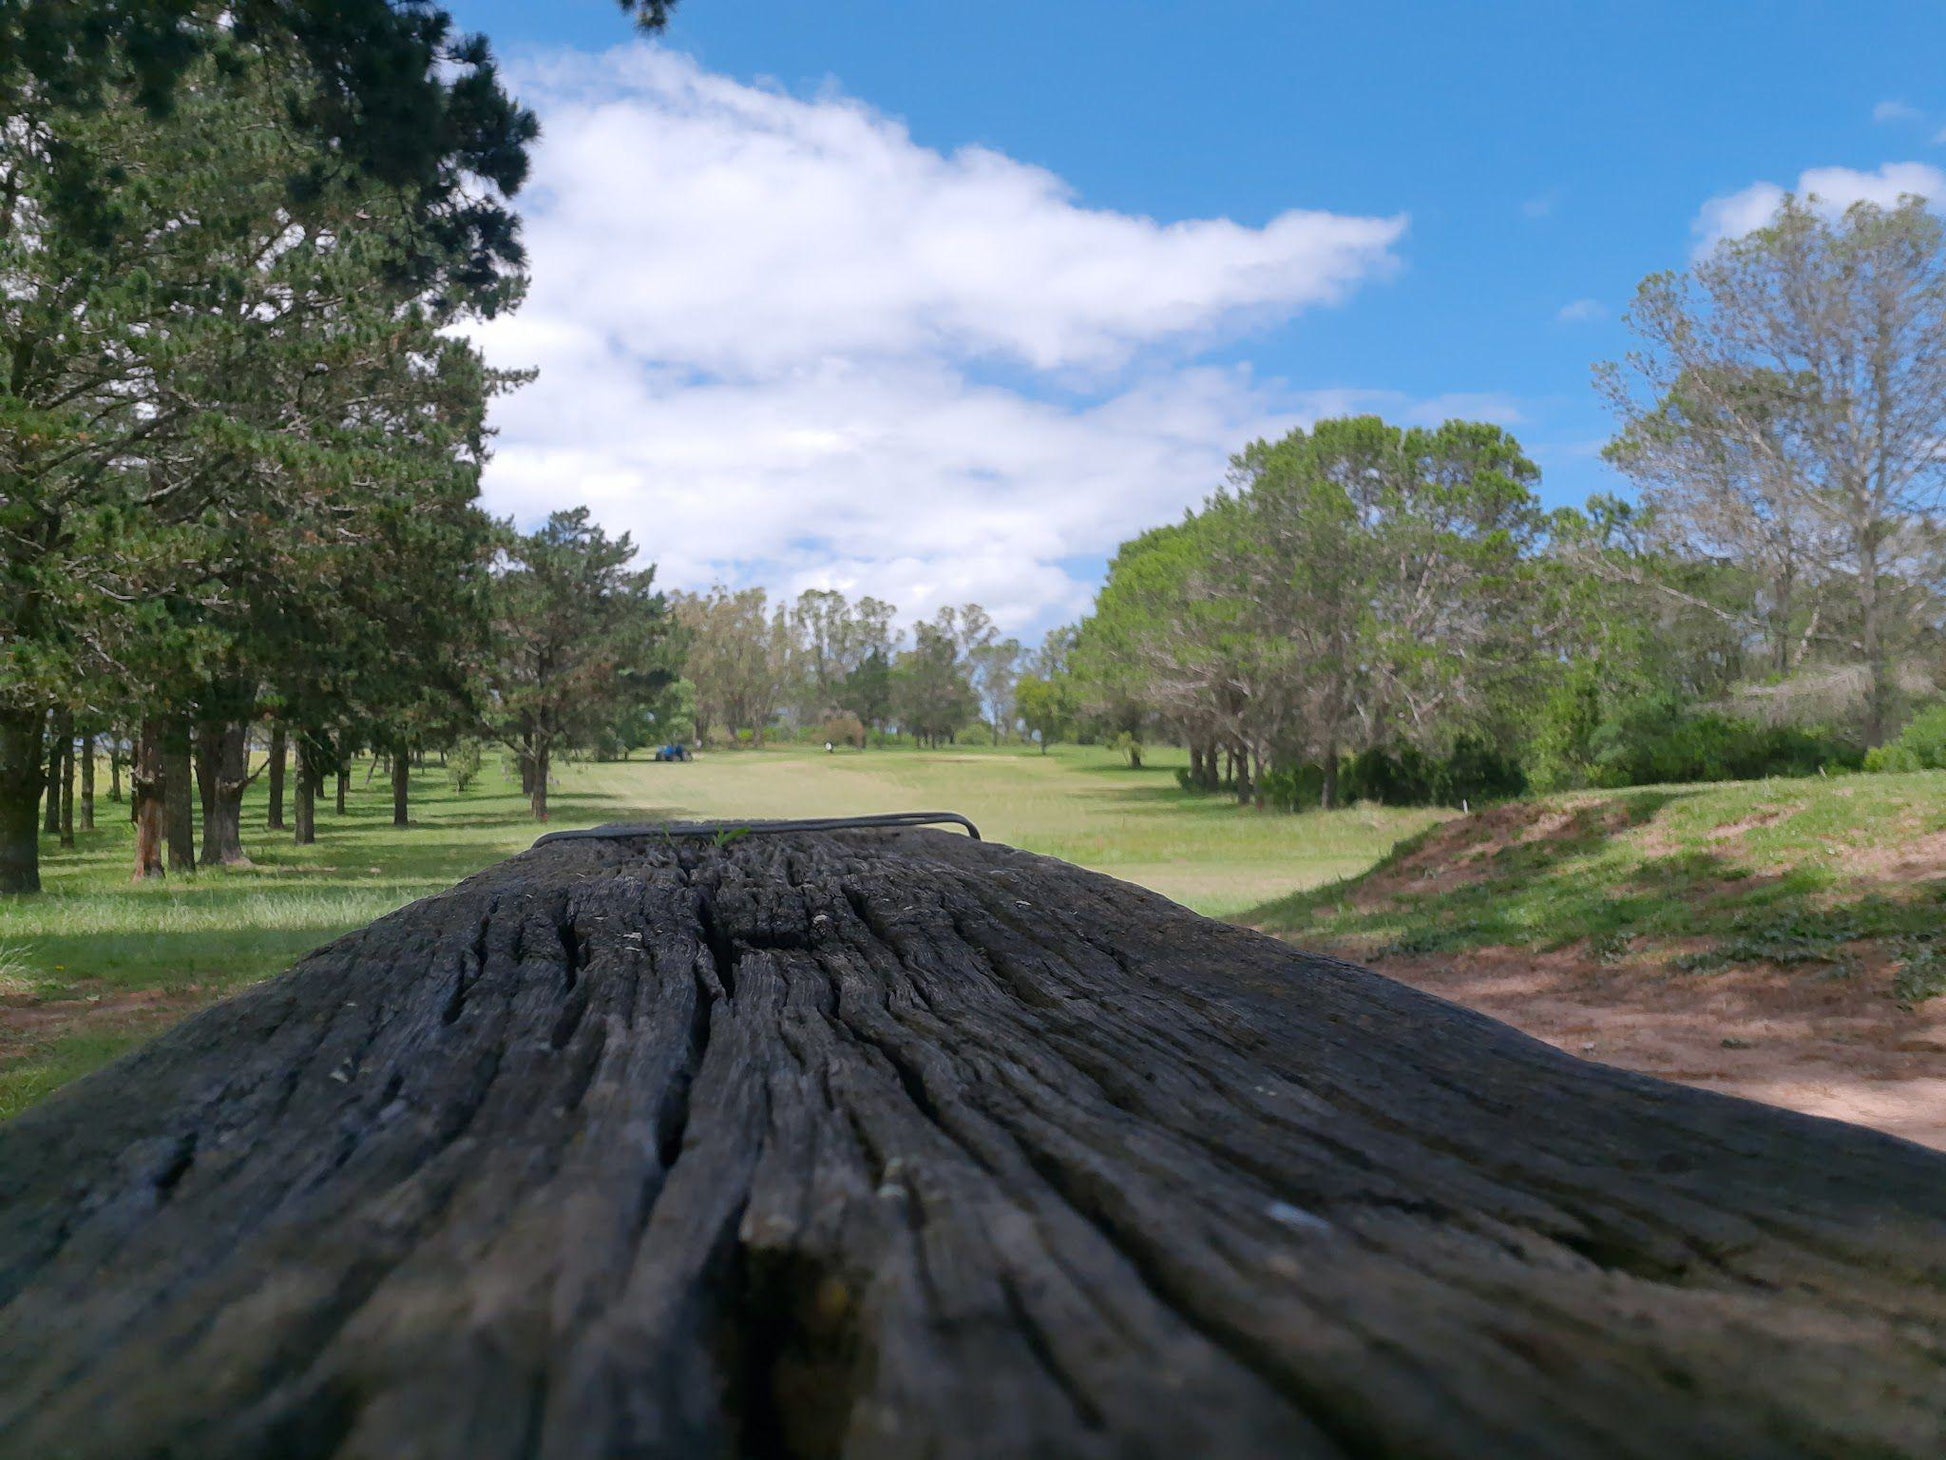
[818,712,866,748]
[1864,701,1946,773]
[1536,689,1860,789]
[1258,737,1526,812]
[447,740,483,794]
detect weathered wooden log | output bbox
[1,825,1942,1459]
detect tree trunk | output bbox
[334,765,348,816]
[1859,531,1889,748]
[43,714,63,835]
[131,721,166,881]
[266,725,287,830]
[163,719,194,874]
[392,742,410,828]
[57,730,74,849]
[1,829,1942,1457]
[79,732,95,832]
[529,746,549,822]
[519,751,536,798]
[109,738,123,804]
[293,738,317,847]
[195,721,250,868]
[0,708,45,894]
[1321,744,1340,811]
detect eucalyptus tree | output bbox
[1073,516,1245,788]
[789,588,899,723]
[1602,195,1946,744]
[673,587,794,746]
[894,617,976,747]
[969,637,1023,742]
[1224,417,1543,805]
[1014,627,1080,754]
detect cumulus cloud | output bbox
[469,45,1410,631]
[1874,100,1923,125]
[1555,298,1604,324]
[1693,162,1946,254]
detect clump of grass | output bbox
[1676,911,1865,975]
[1893,937,1946,1005]
[0,943,38,997]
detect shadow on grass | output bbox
[1071,759,1178,777]
[24,924,373,998]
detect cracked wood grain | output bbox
[0,828,1942,1459]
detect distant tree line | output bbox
[667,591,1027,751]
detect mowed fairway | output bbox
[0,742,1447,1116]
[616,744,1447,916]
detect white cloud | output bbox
[1555,298,1605,323]
[1693,162,1946,254]
[1874,100,1923,125]
[1521,193,1556,220]
[471,45,1412,631]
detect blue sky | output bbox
[445,0,1946,636]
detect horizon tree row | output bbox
[669,588,1026,750]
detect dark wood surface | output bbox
[1,827,1942,1458]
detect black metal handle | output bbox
[532,810,982,848]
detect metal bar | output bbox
[532,810,982,848]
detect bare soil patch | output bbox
[1,986,217,1065]
[1326,940,1946,1151]
[1845,827,1946,885]
[1343,800,1630,907]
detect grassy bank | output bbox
[1250,771,1946,1004]
[1,741,1444,1116]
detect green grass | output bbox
[1249,771,1946,1004]
[1,741,1444,1116]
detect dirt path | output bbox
[1338,944,1946,1151]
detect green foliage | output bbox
[1015,673,1077,752]
[446,740,483,794]
[819,711,865,748]
[1864,701,1946,773]
[0,9,544,887]
[1601,195,1946,748]
[838,647,895,735]
[1893,937,1946,1005]
[892,617,976,747]
[1255,737,1526,811]
[482,509,671,816]
[1532,687,1861,790]
[1072,415,1547,806]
